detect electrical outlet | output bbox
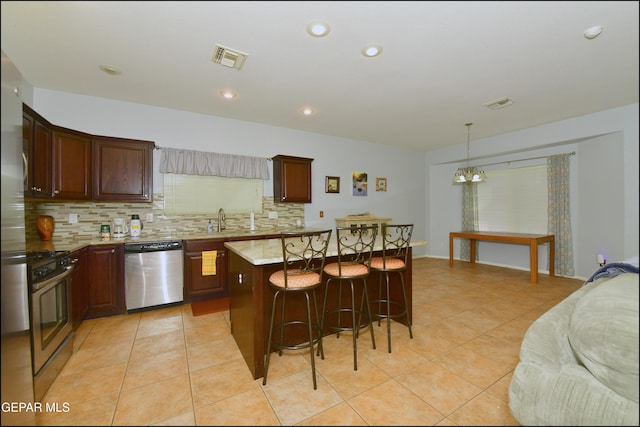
[268,211,278,219]
[146,213,154,222]
[68,213,78,224]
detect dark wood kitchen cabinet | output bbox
[92,137,154,202]
[183,239,228,303]
[22,103,154,203]
[272,155,313,203]
[86,244,125,319]
[70,247,88,330]
[52,128,92,200]
[23,105,52,198]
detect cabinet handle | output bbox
[111,249,115,253]
[22,152,28,182]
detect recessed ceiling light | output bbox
[584,25,603,40]
[301,107,316,116]
[361,45,383,58]
[99,65,122,76]
[220,90,236,100]
[307,22,330,37]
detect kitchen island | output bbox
[225,235,424,380]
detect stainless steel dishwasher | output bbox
[124,241,184,311]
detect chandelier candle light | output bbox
[453,123,487,184]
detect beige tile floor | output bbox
[36,257,582,426]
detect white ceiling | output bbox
[2,1,638,152]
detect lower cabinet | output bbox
[70,247,88,330]
[86,244,125,318]
[183,239,228,303]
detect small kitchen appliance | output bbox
[111,218,128,238]
[130,214,143,237]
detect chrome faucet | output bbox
[217,208,226,232]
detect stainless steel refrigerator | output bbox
[1,49,35,426]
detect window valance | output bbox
[159,147,270,179]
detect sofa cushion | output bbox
[568,273,639,403]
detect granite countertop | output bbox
[225,236,427,266]
[26,227,320,253]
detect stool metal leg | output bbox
[263,290,280,385]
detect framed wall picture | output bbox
[376,177,387,192]
[325,176,340,193]
[352,171,368,196]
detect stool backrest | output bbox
[334,225,378,275]
[280,229,332,286]
[380,224,414,268]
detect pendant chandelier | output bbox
[453,122,487,184]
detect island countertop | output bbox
[224,234,426,265]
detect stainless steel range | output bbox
[26,249,75,401]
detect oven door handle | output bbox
[31,265,74,292]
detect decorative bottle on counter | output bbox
[207,219,214,232]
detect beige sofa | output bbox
[509,261,639,426]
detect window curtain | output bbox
[460,182,479,261]
[547,153,574,276]
[159,147,270,179]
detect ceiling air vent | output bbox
[484,97,514,110]
[211,44,248,70]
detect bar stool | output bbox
[368,224,414,353]
[320,225,377,371]
[263,229,332,390]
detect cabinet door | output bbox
[52,129,92,200]
[273,155,313,203]
[183,239,228,303]
[70,248,88,330]
[23,106,52,198]
[86,244,125,318]
[92,137,154,202]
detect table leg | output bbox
[469,239,476,264]
[548,238,555,277]
[530,240,538,283]
[449,233,454,267]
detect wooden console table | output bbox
[449,231,555,283]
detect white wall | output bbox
[31,89,428,255]
[426,103,639,279]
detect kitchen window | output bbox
[163,173,263,215]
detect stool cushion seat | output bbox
[269,269,320,289]
[369,257,405,270]
[324,262,368,278]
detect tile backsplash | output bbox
[25,195,304,241]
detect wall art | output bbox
[325,176,340,193]
[352,171,368,196]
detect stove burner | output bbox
[26,250,71,287]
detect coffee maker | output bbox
[111,218,129,238]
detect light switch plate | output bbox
[68,213,78,224]
[268,211,278,219]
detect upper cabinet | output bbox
[23,105,52,198]
[22,104,154,203]
[272,155,313,203]
[52,128,92,200]
[92,136,154,202]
